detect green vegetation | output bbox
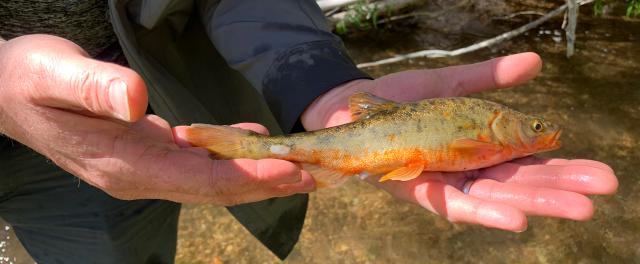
[628,0,640,16]
[594,0,606,15]
[335,0,391,34]
[594,0,640,17]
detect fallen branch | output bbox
[566,0,578,57]
[375,0,471,25]
[317,0,361,11]
[357,0,594,68]
[492,10,546,20]
[326,0,419,29]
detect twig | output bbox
[492,10,546,20]
[325,7,342,16]
[376,0,471,25]
[318,0,362,11]
[566,0,578,57]
[357,0,594,68]
[327,0,419,28]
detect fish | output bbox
[183,92,562,187]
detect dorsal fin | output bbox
[348,92,399,121]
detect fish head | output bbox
[491,111,562,155]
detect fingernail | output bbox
[299,172,317,193]
[109,79,130,121]
[515,225,528,233]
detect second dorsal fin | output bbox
[348,92,399,121]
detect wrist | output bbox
[300,78,371,131]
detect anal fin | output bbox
[379,163,425,182]
[301,163,352,188]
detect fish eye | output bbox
[531,120,544,132]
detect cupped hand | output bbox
[0,35,314,205]
[301,52,618,232]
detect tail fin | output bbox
[183,124,261,159]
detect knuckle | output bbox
[450,77,465,96]
[235,160,262,187]
[255,160,269,182]
[216,196,240,206]
[207,161,236,198]
[72,70,101,111]
[257,159,299,184]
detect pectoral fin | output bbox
[450,138,503,153]
[379,163,425,182]
[301,164,352,188]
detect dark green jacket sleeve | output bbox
[198,0,371,132]
[108,0,367,260]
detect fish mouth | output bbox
[541,129,562,151]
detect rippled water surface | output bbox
[2,1,638,263]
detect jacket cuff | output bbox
[262,40,371,133]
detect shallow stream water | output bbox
[2,1,638,263]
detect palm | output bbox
[302,52,618,231]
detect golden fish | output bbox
[184,92,562,187]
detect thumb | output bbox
[24,37,147,122]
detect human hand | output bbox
[300,52,618,232]
[0,34,314,205]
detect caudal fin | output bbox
[183,124,259,159]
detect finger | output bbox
[373,52,542,100]
[101,140,309,195]
[172,126,194,147]
[222,159,304,186]
[368,176,527,232]
[416,181,527,231]
[130,115,175,143]
[467,179,594,221]
[272,171,317,194]
[230,123,270,135]
[180,171,315,204]
[510,157,614,173]
[477,162,618,195]
[156,156,305,190]
[183,147,212,156]
[28,50,148,122]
